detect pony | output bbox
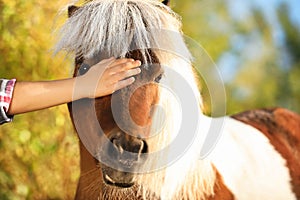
[55,0,300,199]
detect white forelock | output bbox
[55,0,185,62]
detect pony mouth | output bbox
[103,173,135,188]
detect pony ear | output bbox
[68,5,79,17]
[162,0,170,6]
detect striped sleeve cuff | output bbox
[0,79,16,125]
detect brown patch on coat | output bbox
[205,168,235,200]
[232,108,300,199]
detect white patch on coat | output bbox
[209,117,296,200]
[136,57,216,200]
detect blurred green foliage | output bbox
[173,0,300,115]
[0,0,78,199]
[0,0,299,199]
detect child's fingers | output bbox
[107,58,135,68]
[108,59,141,71]
[108,61,141,76]
[110,67,141,83]
[91,58,141,76]
[113,77,136,92]
[86,58,135,76]
[100,58,131,69]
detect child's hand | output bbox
[79,57,141,98]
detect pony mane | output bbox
[55,0,186,62]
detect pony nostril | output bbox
[140,140,148,154]
[108,136,148,161]
[112,138,124,154]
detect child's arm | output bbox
[6,57,141,115]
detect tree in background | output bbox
[173,0,299,115]
[0,1,78,199]
[277,3,300,112]
[223,2,300,114]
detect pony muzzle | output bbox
[100,131,149,187]
[107,131,148,161]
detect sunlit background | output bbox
[0,0,299,199]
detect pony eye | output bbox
[78,63,91,75]
[154,74,163,83]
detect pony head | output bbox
[55,0,214,198]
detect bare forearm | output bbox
[6,58,141,116]
[8,79,76,115]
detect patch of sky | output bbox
[217,52,239,83]
[218,0,300,81]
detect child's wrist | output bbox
[73,76,94,100]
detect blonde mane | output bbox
[135,56,216,199]
[55,0,183,61]
[55,0,216,199]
